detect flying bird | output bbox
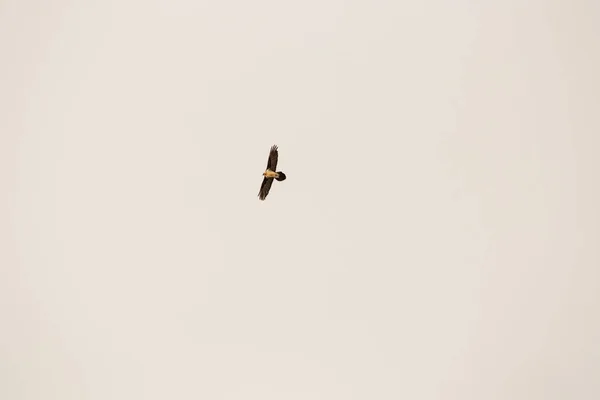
[258,145,286,200]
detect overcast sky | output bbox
[1,1,599,399]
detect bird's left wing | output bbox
[266,145,278,171]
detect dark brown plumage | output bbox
[258,145,286,200]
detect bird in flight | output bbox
[258,145,286,200]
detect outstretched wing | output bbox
[258,177,274,201]
[266,145,278,171]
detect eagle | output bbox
[258,145,286,200]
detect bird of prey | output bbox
[258,145,286,200]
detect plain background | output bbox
[1,1,599,399]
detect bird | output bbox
[258,145,286,200]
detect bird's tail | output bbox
[276,172,286,181]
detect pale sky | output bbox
[1,1,599,399]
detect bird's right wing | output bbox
[258,177,274,200]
